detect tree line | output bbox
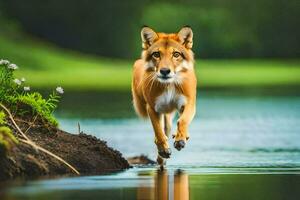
[1,0,299,58]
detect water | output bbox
[1,91,300,199]
[58,93,300,168]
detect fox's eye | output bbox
[173,52,181,58]
[152,52,160,58]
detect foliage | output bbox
[0,59,63,126]
[0,60,16,98]
[0,111,5,124]
[0,58,62,153]
[0,127,18,155]
[1,0,299,58]
[0,111,18,155]
[16,92,60,126]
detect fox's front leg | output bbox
[174,101,196,151]
[147,105,171,158]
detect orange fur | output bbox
[131,26,197,165]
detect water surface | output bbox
[59,92,300,167]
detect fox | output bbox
[131,26,197,167]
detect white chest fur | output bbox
[154,86,186,113]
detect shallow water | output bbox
[1,91,300,200]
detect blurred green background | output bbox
[0,0,299,91]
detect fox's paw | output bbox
[174,140,186,151]
[158,148,172,158]
[155,137,171,158]
[173,131,188,151]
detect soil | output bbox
[0,114,130,181]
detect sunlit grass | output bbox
[1,34,300,91]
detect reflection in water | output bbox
[174,170,189,200]
[1,168,300,200]
[137,169,189,200]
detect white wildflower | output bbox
[14,79,22,85]
[0,59,10,65]
[23,86,30,91]
[21,77,26,82]
[8,63,18,70]
[56,86,64,94]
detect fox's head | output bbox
[141,26,194,84]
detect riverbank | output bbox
[0,112,130,181]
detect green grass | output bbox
[1,34,300,91]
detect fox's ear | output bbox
[141,26,158,49]
[178,26,193,49]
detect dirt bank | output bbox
[0,114,130,181]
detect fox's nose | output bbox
[160,68,171,76]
